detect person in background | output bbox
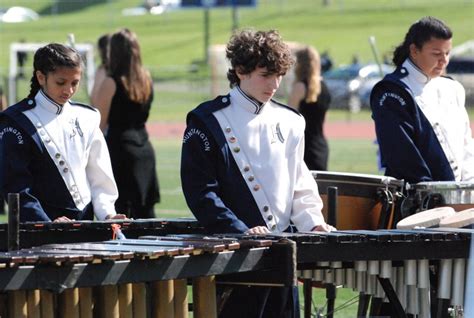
[181,29,335,318]
[288,45,331,171]
[0,43,126,222]
[90,33,110,108]
[370,16,474,184]
[0,82,6,215]
[93,28,160,219]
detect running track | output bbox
[147,121,474,140]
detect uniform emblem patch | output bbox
[183,128,211,151]
[271,123,285,144]
[0,126,24,144]
[379,93,406,107]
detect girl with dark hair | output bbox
[0,43,126,222]
[370,16,474,183]
[288,45,332,171]
[93,28,160,219]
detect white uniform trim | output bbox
[23,90,118,220]
[402,59,474,181]
[212,87,325,232]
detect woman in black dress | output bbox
[93,28,160,218]
[288,45,331,171]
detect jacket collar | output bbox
[230,86,269,115]
[35,90,68,115]
[403,58,430,85]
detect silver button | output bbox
[45,139,51,143]
[55,153,61,159]
[248,175,255,182]
[222,97,228,103]
[243,166,250,172]
[253,184,260,191]
[39,130,45,136]
[73,193,79,198]
[59,160,65,166]
[263,206,269,212]
[400,68,406,74]
[267,215,273,221]
[63,168,69,173]
[225,127,231,133]
[36,122,42,128]
[233,147,240,153]
[28,100,34,105]
[229,136,237,143]
[271,224,276,230]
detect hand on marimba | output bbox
[311,223,336,232]
[53,216,74,222]
[105,213,129,220]
[245,226,271,235]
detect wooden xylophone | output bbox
[0,235,295,318]
[0,218,205,251]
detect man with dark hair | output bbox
[181,29,334,318]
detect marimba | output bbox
[222,228,473,318]
[0,235,294,318]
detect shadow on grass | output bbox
[38,0,107,16]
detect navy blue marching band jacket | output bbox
[0,90,118,222]
[370,59,474,184]
[181,86,326,234]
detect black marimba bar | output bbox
[0,218,206,251]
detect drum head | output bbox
[396,207,455,229]
[439,208,474,228]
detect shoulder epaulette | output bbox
[70,100,97,112]
[271,98,301,116]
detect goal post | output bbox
[8,42,95,106]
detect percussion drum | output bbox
[410,181,474,212]
[312,171,404,230]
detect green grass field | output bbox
[1,0,473,75]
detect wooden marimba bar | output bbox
[0,235,295,318]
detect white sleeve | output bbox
[86,125,118,220]
[461,111,474,181]
[290,129,326,231]
[455,82,474,181]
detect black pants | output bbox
[217,285,300,318]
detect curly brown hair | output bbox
[226,29,294,87]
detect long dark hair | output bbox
[108,28,152,104]
[28,43,82,98]
[392,16,452,67]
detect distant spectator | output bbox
[0,83,5,215]
[351,54,360,65]
[17,39,28,79]
[288,45,332,171]
[93,28,160,219]
[321,50,333,73]
[90,33,110,108]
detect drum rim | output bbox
[312,170,404,187]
